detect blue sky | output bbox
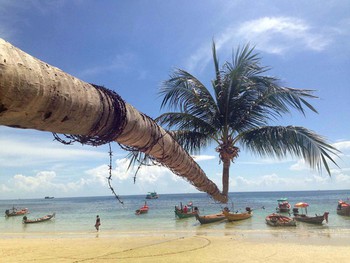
[0,0,349,199]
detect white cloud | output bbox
[78,53,137,78]
[232,168,350,192]
[192,155,216,161]
[85,157,177,188]
[333,140,350,152]
[236,17,331,54]
[329,169,350,184]
[84,165,110,186]
[0,135,106,168]
[234,173,292,190]
[13,171,56,191]
[304,174,329,184]
[84,158,173,183]
[0,183,11,192]
[186,16,333,72]
[112,158,134,180]
[290,159,308,171]
[242,157,293,165]
[2,166,112,198]
[186,45,213,73]
[333,173,350,184]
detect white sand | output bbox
[1,231,349,262]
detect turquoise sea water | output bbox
[1,190,349,239]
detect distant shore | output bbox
[1,230,350,262]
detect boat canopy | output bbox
[294,202,309,208]
[338,200,350,207]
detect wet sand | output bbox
[1,231,349,262]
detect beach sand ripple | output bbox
[1,234,349,262]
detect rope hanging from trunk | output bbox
[107,143,124,204]
[53,84,127,146]
[52,84,127,204]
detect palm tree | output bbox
[157,42,339,198]
[0,38,227,202]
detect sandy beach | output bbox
[2,192,350,262]
[1,231,349,263]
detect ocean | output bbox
[1,190,350,239]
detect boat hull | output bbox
[222,210,252,221]
[5,208,28,217]
[23,213,55,224]
[135,209,148,215]
[266,214,296,227]
[294,215,325,224]
[277,207,290,213]
[174,202,198,219]
[337,207,350,216]
[135,205,149,215]
[146,192,159,199]
[195,213,226,224]
[175,209,197,219]
[337,201,350,216]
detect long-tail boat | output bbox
[266,213,296,227]
[174,202,198,219]
[135,202,149,215]
[195,212,226,224]
[293,202,329,224]
[337,200,350,216]
[5,207,28,217]
[222,207,253,221]
[23,213,55,224]
[276,198,291,213]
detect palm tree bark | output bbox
[0,38,227,203]
[222,160,230,197]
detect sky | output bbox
[0,0,350,200]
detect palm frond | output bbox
[159,69,220,126]
[168,130,213,154]
[239,126,340,175]
[160,69,215,110]
[156,112,217,139]
[229,77,318,133]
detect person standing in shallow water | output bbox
[95,215,101,231]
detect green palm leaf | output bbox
[239,126,339,175]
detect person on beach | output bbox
[95,215,101,231]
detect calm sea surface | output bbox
[1,190,350,239]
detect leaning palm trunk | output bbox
[0,38,227,203]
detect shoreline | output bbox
[2,226,350,243]
[1,231,349,262]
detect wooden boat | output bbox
[175,208,197,218]
[195,213,226,224]
[266,213,296,227]
[23,213,55,224]
[135,202,149,215]
[174,202,198,219]
[294,213,329,224]
[145,191,158,199]
[276,198,291,213]
[293,202,329,224]
[222,207,253,221]
[5,207,28,217]
[337,200,350,216]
